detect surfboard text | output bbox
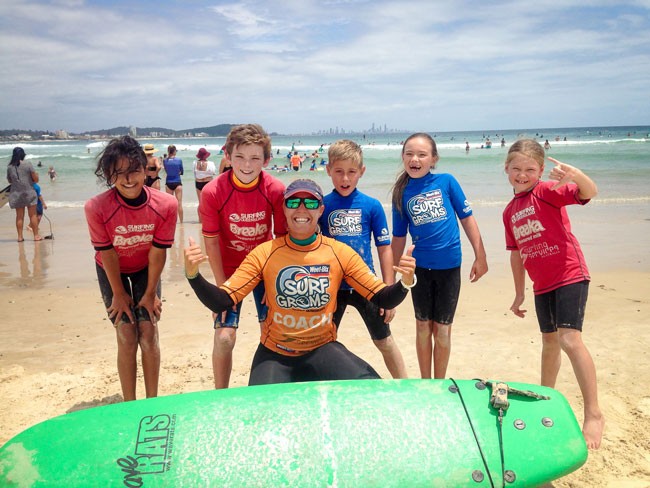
[116,414,176,487]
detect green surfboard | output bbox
[0,379,587,487]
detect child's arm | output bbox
[137,246,167,325]
[377,245,395,285]
[390,236,407,280]
[185,237,236,314]
[509,250,527,318]
[459,215,488,282]
[100,249,136,324]
[377,245,396,323]
[39,195,47,210]
[205,236,226,285]
[548,157,598,200]
[204,235,233,321]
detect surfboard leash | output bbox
[449,378,496,488]
[479,379,552,487]
[489,381,509,488]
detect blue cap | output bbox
[284,179,323,201]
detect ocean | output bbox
[1,125,648,287]
[2,125,649,211]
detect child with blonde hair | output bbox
[319,139,407,378]
[503,138,604,449]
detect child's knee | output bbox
[213,327,237,351]
[415,320,433,334]
[138,326,159,351]
[373,336,394,353]
[433,323,452,347]
[116,334,139,353]
[558,329,584,353]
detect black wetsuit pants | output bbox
[248,341,380,386]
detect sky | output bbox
[1,0,649,135]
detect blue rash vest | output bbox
[319,188,391,290]
[163,157,184,184]
[392,172,472,270]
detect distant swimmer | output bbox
[290,151,301,172]
[544,140,552,150]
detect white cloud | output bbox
[0,0,648,133]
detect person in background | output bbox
[218,158,231,174]
[84,135,177,401]
[193,147,216,223]
[184,178,417,386]
[290,151,301,171]
[143,143,162,190]
[48,166,57,181]
[503,139,604,449]
[27,182,46,233]
[199,124,287,389]
[319,139,407,378]
[6,147,41,242]
[163,145,184,223]
[391,133,488,380]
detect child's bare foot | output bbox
[583,414,605,449]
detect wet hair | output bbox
[9,147,26,167]
[225,124,272,161]
[167,145,177,157]
[505,139,545,168]
[94,135,146,187]
[391,133,439,216]
[327,139,363,168]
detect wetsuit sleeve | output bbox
[370,281,409,310]
[187,273,235,314]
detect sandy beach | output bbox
[1,202,649,486]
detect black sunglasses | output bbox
[285,197,321,209]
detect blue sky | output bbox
[1,0,648,134]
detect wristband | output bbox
[185,270,200,280]
[400,274,417,290]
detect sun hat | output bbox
[284,179,324,201]
[196,148,211,160]
[143,143,157,155]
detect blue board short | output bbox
[214,281,268,328]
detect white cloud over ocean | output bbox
[1,0,648,134]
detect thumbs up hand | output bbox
[393,244,416,287]
[184,236,208,279]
